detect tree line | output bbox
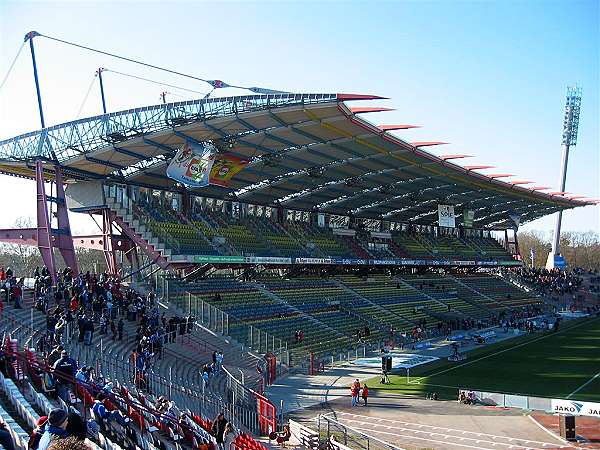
[518,230,600,270]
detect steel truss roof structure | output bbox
[0,93,593,229]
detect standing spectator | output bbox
[37,408,69,450]
[350,380,360,407]
[12,278,23,309]
[211,413,228,450]
[53,350,77,403]
[223,423,237,450]
[362,384,369,406]
[117,318,124,340]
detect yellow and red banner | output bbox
[209,153,249,187]
[167,141,248,188]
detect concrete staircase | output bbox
[105,196,177,267]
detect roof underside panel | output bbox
[0,93,591,229]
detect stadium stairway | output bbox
[250,283,355,348]
[394,277,469,320]
[333,280,412,331]
[106,195,175,267]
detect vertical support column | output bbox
[36,161,57,283]
[552,143,570,257]
[513,229,521,259]
[182,191,190,217]
[97,68,108,114]
[102,209,118,274]
[54,166,79,274]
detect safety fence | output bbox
[460,388,600,418]
[460,389,552,411]
[157,276,290,365]
[0,307,266,435]
[317,413,405,450]
[155,275,396,375]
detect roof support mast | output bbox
[547,86,582,270]
[97,67,108,114]
[25,31,45,129]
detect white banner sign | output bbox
[317,213,325,227]
[551,399,600,417]
[463,209,475,228]
[166,141,216,187]
[438,204,456,228]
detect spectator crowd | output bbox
[0,265,242,450]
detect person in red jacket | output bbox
[351,379,360,406]
[362,384,369,406]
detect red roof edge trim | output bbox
[378,124,421,131]
[465,165,495,170]
[509,180,534,185]
[337,94,389,101]
[411,141,449,147]
[487,173,514,178]
[335,103,579,208]
[350,107,395,114]
[440,154,472,160]
[548,191,570,195]
[529,186,551,190]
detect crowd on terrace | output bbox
[0,265,249,450]
[515,267,584,297]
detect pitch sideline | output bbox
[407,316,600,385]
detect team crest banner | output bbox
[167,141,216,187]
[209,154,249,187]
[167,142,248,188]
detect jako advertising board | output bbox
[551,399,600,417]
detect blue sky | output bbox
[0,0,598,236]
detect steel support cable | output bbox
[103,68,207,95]
[0,40,26,92]
[75,72,98,119]
[37,32,288,94]
[38,32,213,85]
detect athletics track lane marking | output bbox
[346,425,563,450]
[336,412,563,447]
[407,317,600,386]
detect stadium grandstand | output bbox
[0,27,598,449]
[0,90,597,449]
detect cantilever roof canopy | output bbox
[0,93,593,229]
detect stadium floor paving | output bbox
[290,394,575,450]
[531,412,600,449]
[266,326,523,414]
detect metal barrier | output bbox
[459,388,552,411]
[162,278,289,363]
[317,413,405,450]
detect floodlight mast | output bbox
[547,86,582,270]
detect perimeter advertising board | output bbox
[551,399,600,417]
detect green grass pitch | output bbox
[370,316,600,402]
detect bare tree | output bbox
[519,230,600,270]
